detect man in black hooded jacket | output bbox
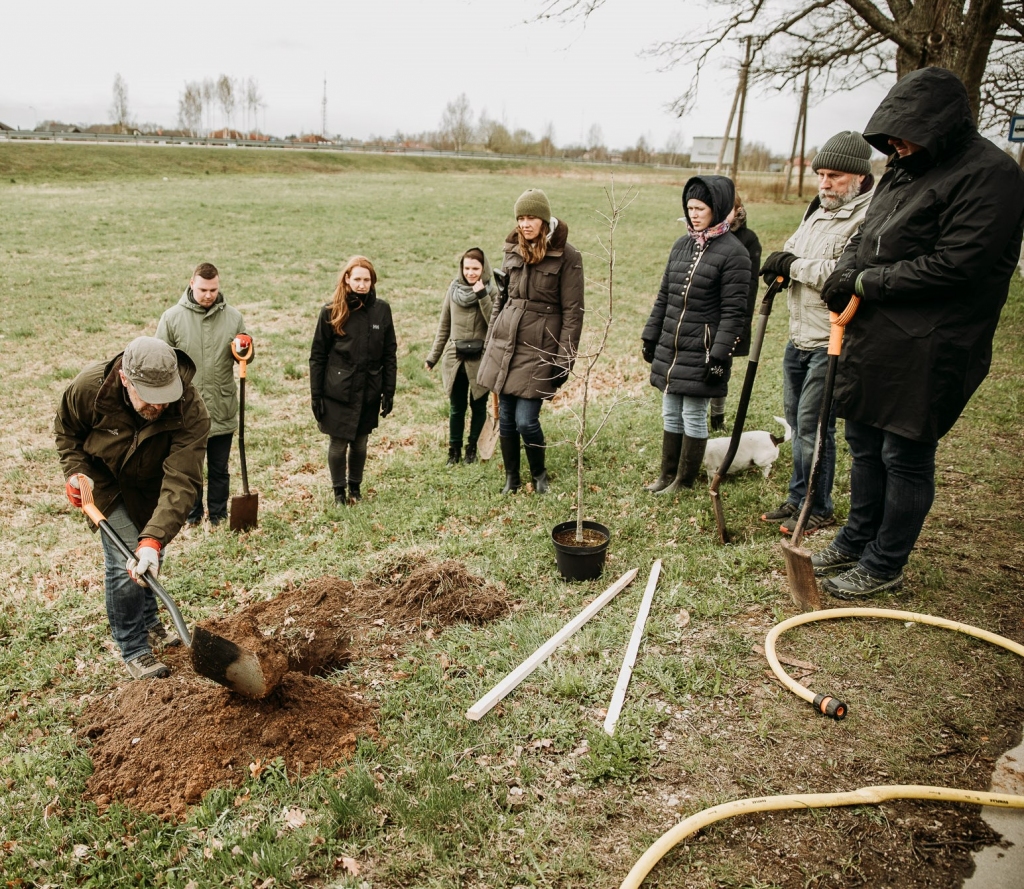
[812,67,1024,599]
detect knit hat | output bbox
[121,336,182,404]
[812,131,872,175]
[683,180,713,208]
[514,188,551,220]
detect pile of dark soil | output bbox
[77,558,509,818]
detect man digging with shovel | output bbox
[811,68,1024,600]
[56,336,210,680]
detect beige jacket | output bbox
[785,188,873,350]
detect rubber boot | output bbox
[348,482,362,503]
[710,412,726,432]
[646,431,684,492]
[464,441,478,464]
[525,443,548,494]
[447,444,462,467]
[499,436,521,494]
[657,435,687,495]
[676,436,708,489]
[333,486,347,505]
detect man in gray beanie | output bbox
[758,131,874,535]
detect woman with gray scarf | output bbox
[425,248,495,464]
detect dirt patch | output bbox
[77,558,510,819]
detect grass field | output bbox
[1,143,1022,888]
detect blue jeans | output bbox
[783,342,836,516]
[102,503,161,663]
[498,394,544,446]
[662,393,710,438]
[188,432,233,525]
[834,419,937,579]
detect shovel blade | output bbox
[229,492,258,532]
[709,477,729,544]
[477,415,499,461]
[780,538,822,612]
[190,625,278,698]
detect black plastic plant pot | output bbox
[551,520,611,581]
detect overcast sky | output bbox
[0,0,896,154]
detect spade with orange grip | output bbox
[229,336,258,532]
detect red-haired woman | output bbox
[309,256,397,505]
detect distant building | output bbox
[690,137,737,167]
[0,121,13,132]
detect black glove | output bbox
[703,354,728,385]
[551,368,569,389]
[641,340,656,364]
[380,393,393,417]
[311,396,325,420]
[820,267,860,313]
[760,251,797,287]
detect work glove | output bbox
[126,538,161,587]
[760,251,797,287]
[703,354,728,385]
[231,333,255,363]
[311,396,325,420]
[380,393,394,418]
[820,267,861,314]
[641,340,656,364]
[65,473,94,508]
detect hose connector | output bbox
[813,693,848,720]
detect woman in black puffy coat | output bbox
[641,176,750,493]
[309,255,397,505]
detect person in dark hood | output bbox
[425,247,496,465]
[812,67,1024,599]
[709,193,761,431]
[477,189,585,495]
[641,175,750,493]
[309,255,398,505]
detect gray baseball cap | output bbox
[121,336,182,404]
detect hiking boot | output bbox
[646,430,683,493]
[464,442,478,464]
[779,512,835,536]
[348,482,362,503]
[761,501,798,523]
[447,444,462,467]
[125,653,171,680]
[811,542,861,576]
[821,566,904,600]
[147,622,182,650]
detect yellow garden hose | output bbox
[620,607,1024,888]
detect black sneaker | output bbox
[761,502,798,523]
[147,622,182,649]
[810,542,861,576]
[821,566,904,600]
[125,653,171,680]
[780,512,835,536]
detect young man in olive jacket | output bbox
[813,67,1024,599]
[56,336,210,679]
[156,262,251,527]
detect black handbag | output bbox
[454,338,484,359]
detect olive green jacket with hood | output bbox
[156,289,246,437]
[425,248,496,400]
[54,350,211,547]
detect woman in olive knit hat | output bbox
[477,189,585,494]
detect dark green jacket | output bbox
[54,350,211,546]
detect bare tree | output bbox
[110,73,131,134]
[217,75,235,132]
[663,130,686,165]
[538,0,1024,129]
[539,122,558,157]
[201,78,215,134]
[245,77,264,135]
[440,93,474,151]
[178,82,203,137]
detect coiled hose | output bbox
[620,607,1024,889]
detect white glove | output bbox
[127,539,161,586]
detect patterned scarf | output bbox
[687,219,731,248]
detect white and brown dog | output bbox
[703,416,792,479]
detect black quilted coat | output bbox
[642,175,751,397]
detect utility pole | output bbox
[715,81,740,174]
[321,75,327,140]
[797,68,810,198]
[783,70,809,200]
[729,36,752,183]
